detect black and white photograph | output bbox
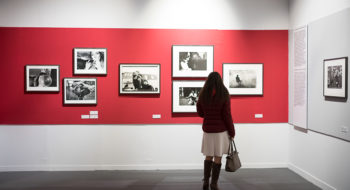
[229,70,257,88]
[178,87,201,106]
[26,65,60,92]
[172,81,204,113]
[172,45,213,77]
[119,64,160,94]
[223,63,263,95]
[74,48,107,75]
[64,78,97,104]
[327,66,343,89]
[324,57,348,98]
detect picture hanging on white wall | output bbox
[119,64,161,94]
[74,48,107,75]
[26,65,60,92]
[172,45,213,77]
[172,80,204,113]
[323,57,348,98]
[223,63,264,95]
[64,78,97,104]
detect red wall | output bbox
[0,28,288,124]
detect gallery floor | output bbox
[0,168,320,190]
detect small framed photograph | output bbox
[74,48,107,75]
[172,80,204,113]
[26,65,60,92]
[323,57,348,98]
[172,45,214,77]
[64,78,97,104]
[223,63,264,95]
[119,64,161,94]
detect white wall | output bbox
[0,124,289,171]
[0,0,289,29]
[289,127,350,190]
[288,1,350,190]
[288,0,350,29]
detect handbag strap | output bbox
[228,140,234,154]
[228,140,239,154]
[233,140,238,152]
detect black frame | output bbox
[323,57,348,99]
[222,63,264,96]
[172,45,214,78]
[63,77,98,105]
[119,63,161,94]
[25,65,60,92]
[172,80,205,113]
[73,48,107,75]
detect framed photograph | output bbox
[26,65,60,92]
[172,45,214,77]
[172,80,205,113]
[74,48,107,75]
[64,78,97,104]
[323,57,348,98]
[119,64,161,94]
[223,63,264,95]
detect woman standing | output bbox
[197,72,235,190]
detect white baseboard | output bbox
[0,162,288,172]
[288,163,336,190]
[0,165,51,172]
[0,164,202,172]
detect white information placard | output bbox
[292,26,308,129]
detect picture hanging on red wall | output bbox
[74,48,107,75]
[223,63,264,95]
[26,65,60,92]
[172,45,213,78]
[172,80,204,113]
[119,64,161,94]
[64,78,97,104]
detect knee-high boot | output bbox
[210,162,222,190]
[203,160,212,190]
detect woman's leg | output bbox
[211,156,222,190]
[213,156,222,164]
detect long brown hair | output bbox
[199,72,229,105]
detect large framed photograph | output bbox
[119,64,161,94]
[172,45,213,77]
[172,80,204,113]
[223,63,264,95]
[74,48,107,75]
[323,57,348,98]
[64,78,97,104]
[26,65,60,92]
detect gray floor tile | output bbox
[0,169,321,190]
